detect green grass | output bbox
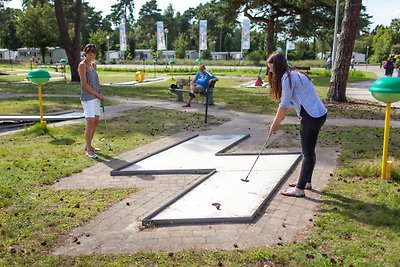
[0,107,228,266]
[0,97,120,115]
[1,72,393,120]
[4,119,400,267]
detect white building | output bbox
[17,47,67,63]
[0,49,17,60]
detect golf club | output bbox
[100,101,113,152]
[241,135,271,182]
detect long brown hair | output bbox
[267,52,312,100]
[267,52,289,100]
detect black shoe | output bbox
[182,103,191,107]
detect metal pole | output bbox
[241,136,270,182]
[381,103,391,180]
[331,0,340,67]
[107,36,110,63]
[366,46,369,69]
[38,84,46,127]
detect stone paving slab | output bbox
[52,118,338,256]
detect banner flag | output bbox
[199,20,207,50]
[156,21,166,50]
[119,22,127,52]
[241,17,250,50]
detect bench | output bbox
[168,79,216,105]
[51,64,61,72]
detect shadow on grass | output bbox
[47,132,75,146]
[96,152,156,181]
[324,192,400,232]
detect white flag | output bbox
[241,18,250,50]
[119,22,127,52]
[156,21,166,51]
[199,20,207,50]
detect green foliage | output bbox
[391,44,400,55]
[173,33,187,59]
[88,30,108,62]
[371,20,400,62]
[246,50,264,65]
[15,3,58,64]
[288,50,316,61]
[0,8,22,50]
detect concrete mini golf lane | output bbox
[111,135,301,226]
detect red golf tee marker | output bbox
[212,202,221,210]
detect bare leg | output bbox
[85,117,97,153]
[184,82,196,106]
[88,116,100,149]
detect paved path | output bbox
[52,101,338,255]
[2,66,398,255]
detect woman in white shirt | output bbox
[267,52,327,197]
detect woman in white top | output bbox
[267,52,327,197]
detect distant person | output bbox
[350,56,355,70]
[325,57,332,69]
[384,56,396,77]
[182,64,218,107]
[267,52,327,197]
[78,44,104,158]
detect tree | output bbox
[327,0,362,102]
[225,0,334,55]
[107,0,134,26]
[173,33,187,59]
[107,0,135,58]
[0,8,22,50]
[16,3,58,64]
[89,30,108,62]
[135,0,161,49]
[55,0,82,82]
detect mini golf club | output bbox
[100,101,113,152]
[241,135,271,182]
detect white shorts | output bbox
[81,98,101,118]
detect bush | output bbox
[246,51,265,65]
[287,50,316,61]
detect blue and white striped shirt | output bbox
[279,70,327,118]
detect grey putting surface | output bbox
[111,135,301,226]
[0,110,84,122]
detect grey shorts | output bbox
[195,84,205,93]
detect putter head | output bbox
[241,178,249,182]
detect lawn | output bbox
[0,67,399,266]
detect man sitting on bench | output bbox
[182,64,218,107]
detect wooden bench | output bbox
[51,64,61,72]
[168,79,216,105]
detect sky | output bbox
[4,0,400,30]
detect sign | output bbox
[241,17,251,50]
[199,20,207,50]
[286,41,295,51]
[119,22,127,52]
[156,21,166,51]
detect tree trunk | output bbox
[54,0,82,82]
[40,47,46,64]
[265,17,275,55]
[326,0,362,102]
